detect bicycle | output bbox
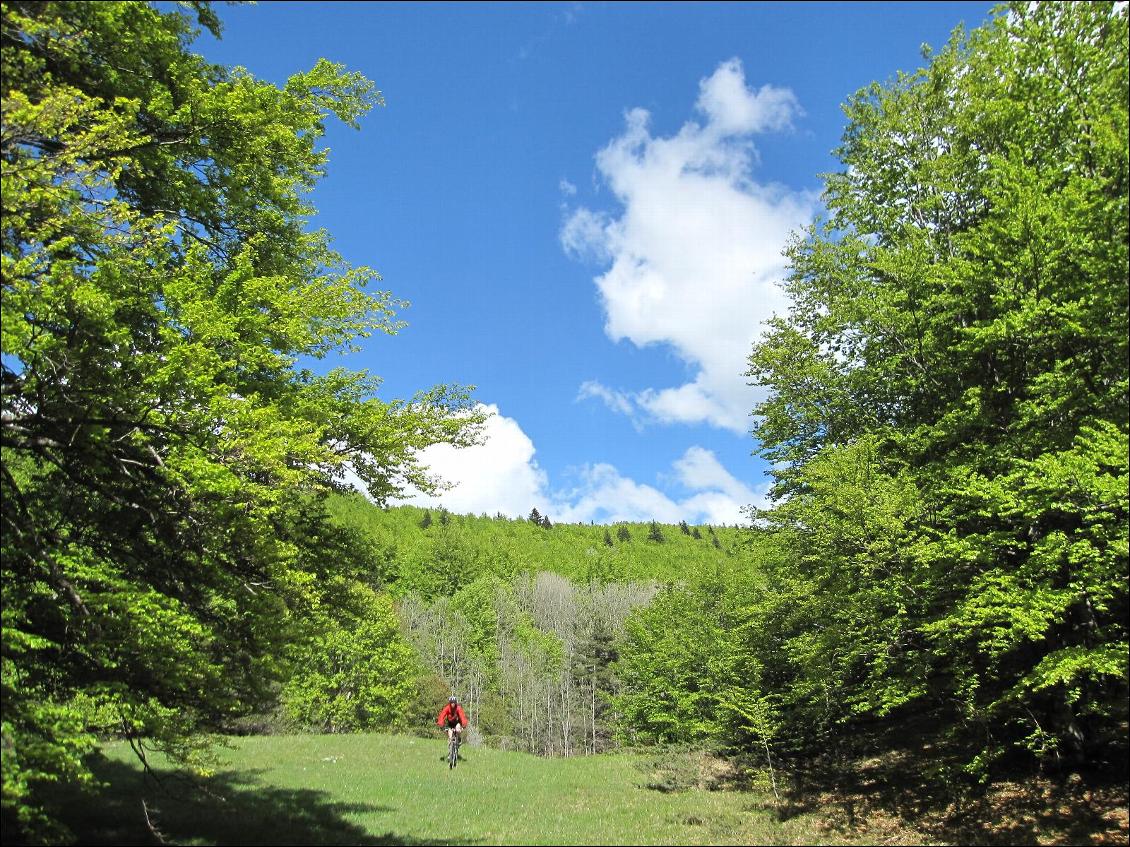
[446,726,461,769]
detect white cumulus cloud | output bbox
[673,445,756,500]
[563,58,817,433]
[401,404,547,518]
[396,405,764,525]
[553,445,767,526]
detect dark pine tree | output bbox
[571,618,620,754]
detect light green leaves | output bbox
[744,1,1128,774]
[2,2,480,839]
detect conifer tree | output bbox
[571,618,619,754]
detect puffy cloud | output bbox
[401,404,547,518]
[553,445,768,525]
[673,445,761,505]
[576,380,637,422]
[552,464,685,525]
[695,59,801,135]
[563,58,816,433]
[396,405,762,525]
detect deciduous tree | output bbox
[747,1,1127,774]
[0,2,481,838]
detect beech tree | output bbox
[747,2,1127,773]
[281,583,420,733]
[0,2,481,838]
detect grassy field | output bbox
[52,733,883,846]
[47,732,1127,846]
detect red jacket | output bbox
[436,703,468,728]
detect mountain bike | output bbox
[446,727,461,769]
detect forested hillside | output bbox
[278,494,764,759]
[326,495,750,590]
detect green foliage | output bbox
[0,1,481,839]
[612,557,768,750]
[615,587,725,744]
[322,496,746,594]
[281,584,419,733]
[451,574,510,672]
[745,1,1128,773]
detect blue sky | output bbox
[194,1,996,525]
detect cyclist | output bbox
[436,695,468,748]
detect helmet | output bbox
[448,696,457,704]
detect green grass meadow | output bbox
[53,733,870,846]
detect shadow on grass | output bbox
[773,721,1129,846]
[45,756,477,846]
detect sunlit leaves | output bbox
[1,2,481,839]
[744,1,1127,774]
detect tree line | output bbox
[271,498,747,754]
